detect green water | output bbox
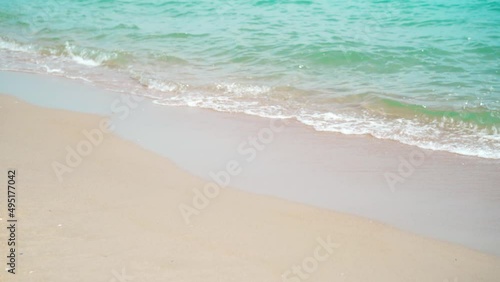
[0,0,499,158]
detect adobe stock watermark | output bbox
[384,147,433,192]
[178,118,290,225]
[51,94,145,182]
[281,235,340,282]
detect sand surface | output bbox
[1,94,500,281]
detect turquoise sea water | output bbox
[1,0,499,158]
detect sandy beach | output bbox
[2,0,500,280]
[1,91,500,281]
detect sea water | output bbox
[0,0,499,158]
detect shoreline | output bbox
[1,70,500,256]
[1,92,500,280]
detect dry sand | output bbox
[1,94,499,281]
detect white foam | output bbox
[216,82,270,97]
[42,65,63,73]
[148,86,500,160]
[0,38,32,52]
[64,42,116,67]
[70,55,101,67]
[297,111,500,159]
[146,79,180,92]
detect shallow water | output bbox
[1,0,499,158]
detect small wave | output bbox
[0,37,122,69]
[69,56,100,67]
[149,86,500,159]
[146,79,183,93]
[64,42,117,67]
[297,110,500,160]
[0,38,32,52]
[215,82,271,97]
